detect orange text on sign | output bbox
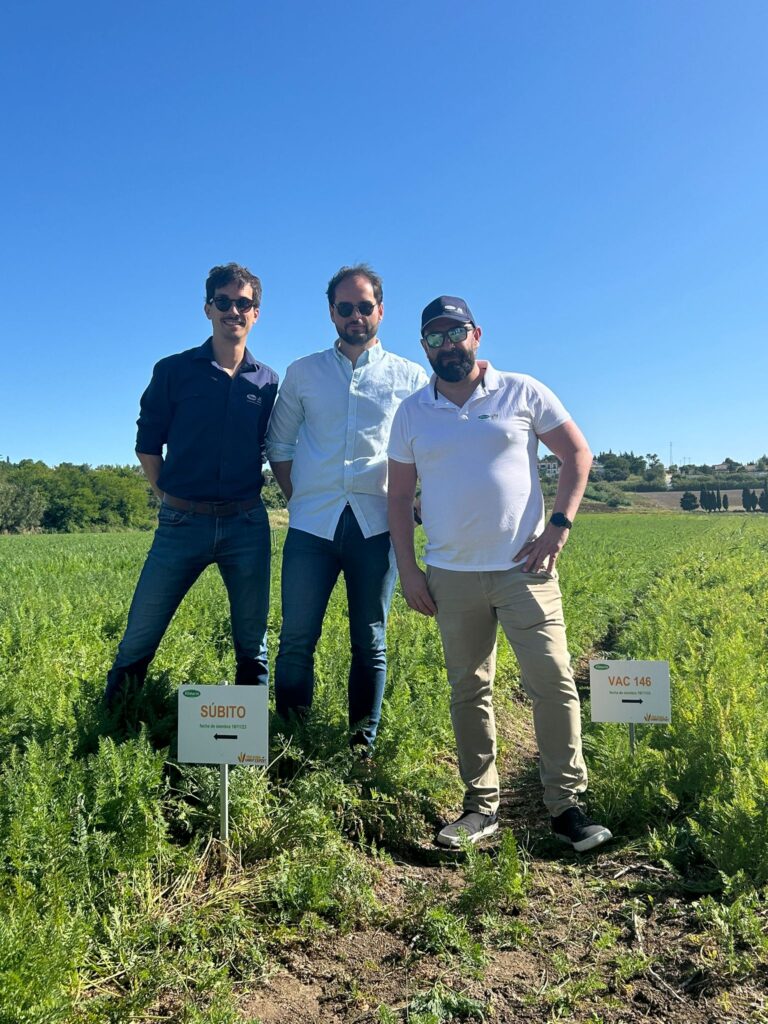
[200,705,247,718]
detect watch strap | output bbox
[549,512,573,529]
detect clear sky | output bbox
[1,0,766,469]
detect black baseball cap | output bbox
[421,296,475,334]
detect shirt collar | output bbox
[194,336,259,371]
[193,337,216,360]
[333,338,385,367]
[421,360,499,404]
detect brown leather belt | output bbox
[162,494,263,517]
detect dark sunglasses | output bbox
[333,301,377,317]
[423,324,474,349]
[209,296,258,312]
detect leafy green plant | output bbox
[457,830,527,915]
[400,881,485,969]
[408,982,487,1022]
[691,888,768,978]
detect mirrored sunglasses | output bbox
[423,325,473,349]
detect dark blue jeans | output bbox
[275,507,397,747]
[105,501,271,702]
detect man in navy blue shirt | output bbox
[105,263,278,706]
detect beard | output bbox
[338,322,378,346]
[432,348,476,382]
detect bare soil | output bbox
[237,705,768,1023]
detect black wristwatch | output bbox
[549,512,573,529]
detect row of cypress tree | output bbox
[679,486,768,512]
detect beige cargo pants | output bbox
[426,564,588,817]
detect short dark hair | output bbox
[326,263,383,306]
[205,263,262,307]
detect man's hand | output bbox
[269,460,293,502]
[399,565,437,616]
[137,452,164,502]
[514,523,570,574]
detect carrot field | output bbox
[1,514,767,1023]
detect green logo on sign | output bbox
[593,664,609,670]
[183,689,201,697]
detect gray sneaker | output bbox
[436,811,499,849]
[551,806,612,852]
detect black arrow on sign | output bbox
[214,733,238,739]
[621,699,643,704]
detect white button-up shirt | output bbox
[266,341,429,539]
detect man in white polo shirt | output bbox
[387,295,612,852]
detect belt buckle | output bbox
[212,500,233,516]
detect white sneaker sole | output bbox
[554,825,613,853]
[436,820,499,849]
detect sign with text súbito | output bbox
[589,660,671,724]
[177,684,268,765]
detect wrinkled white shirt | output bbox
[266,341,429,539]
[388,363,571,569]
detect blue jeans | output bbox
[105,501,271,702]
[275,507,397,747]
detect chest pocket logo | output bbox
[246,393,263,406]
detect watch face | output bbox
[550,513,572,529]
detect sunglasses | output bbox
[209,296,258,312]
[423,324,474,349]
[333,301,377,317]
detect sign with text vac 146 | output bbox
[589,660,671,725]
[177,685,268,765]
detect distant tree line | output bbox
[742,487,768,513]
[679,485,768,513]
[0,460,287,533]
[0,460,157,532]
[669,454,768,491]
[593,451,666,485]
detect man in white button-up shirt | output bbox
[266,265,428,750]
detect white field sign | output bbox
[589,660,671,724]
[178,684,268,765]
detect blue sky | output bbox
[1,0,766,468]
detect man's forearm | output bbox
[388,495,420,573]
[269,460,294,501]
[137,452,164,499]
[552,447,592,521]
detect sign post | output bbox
[178,682,269,842]
[589,660,671,757]
[220,760,229,844]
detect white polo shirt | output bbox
[388,362,570,570]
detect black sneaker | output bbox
[551,806,612,852]
[436,811,499,849]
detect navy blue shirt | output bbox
[135,337,278,502]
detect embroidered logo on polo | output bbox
[478,414,500,420]
[246,394,262,405]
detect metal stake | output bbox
[220,678,230,843]
[629,723,636,759]
[220,763,229,842]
